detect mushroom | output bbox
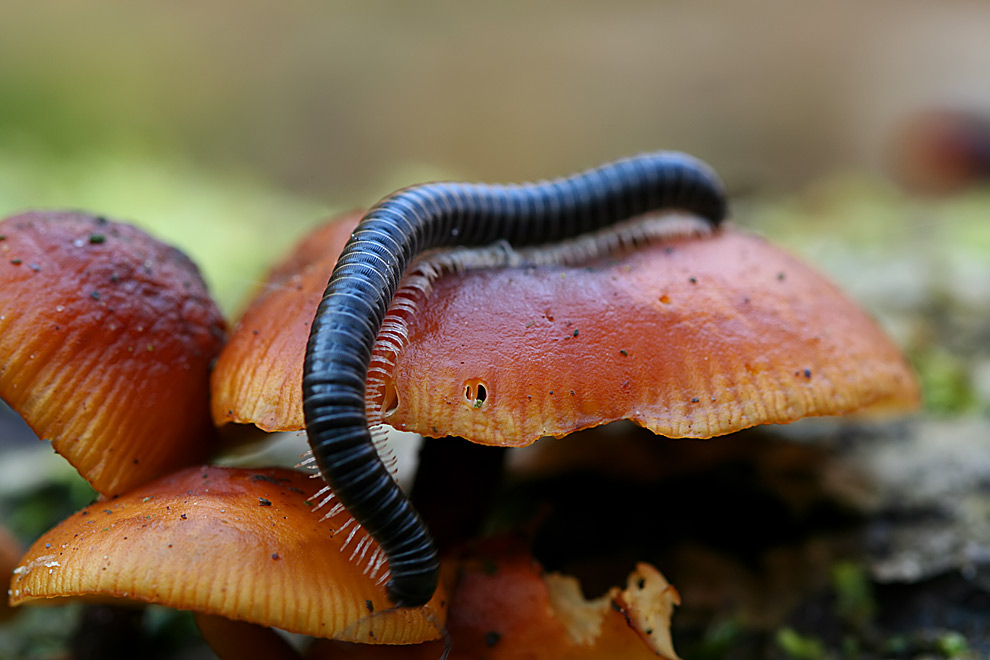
[212,211,362,432]
[384,226,919,443]
[9,466,448,654]
[310,541,681,659]
[0,211,451,657]
[888,107,990,195]
[0,211,226,496]
[4,181,921,655]
[212,214,919,441]
[433,549,681,660]
[210,204,918,648]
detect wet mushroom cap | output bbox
[211,212,362,431]
[888,108,990,195]
[385,227,920,443]
[438,551,680,660]
[212,213,918,443]
[9,465,447,644]
[0,211,226,495]
[310,543,680,659]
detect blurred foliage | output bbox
[936,631,972,659]
[831,561,875,627]
[0,604,82,660]
[776,627,826,660]
[2,2,989,658]
[0,604,210,660]
[689,618,746,660]
[911,347,979,415]
[0,141,327,316]
[1,474,94,544]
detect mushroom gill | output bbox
[9,466,447,645]
[0,211,226,495]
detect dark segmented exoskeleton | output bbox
[302,151,728,607]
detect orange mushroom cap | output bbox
[438,552,680,660]
[9,465,447,644]
[311,542,681,659]
[386,227,919,443]
[212,212,361,431]
[212,213,918,443]
[0,211,226,495]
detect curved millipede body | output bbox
[303,151,728,607]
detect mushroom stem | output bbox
[410,438,507,553]
[195,613,303,660]
[71,604,145,660]
[303,152,727,607]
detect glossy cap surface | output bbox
[213,214,919,444]
[10,466,447,643]
[0,211,225,495]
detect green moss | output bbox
[831,561,875,625]
[776,627,826,660]
[912,348,979,415]
[690,619,743,660]
[935,631,971,658]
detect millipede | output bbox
[302,151,729,608]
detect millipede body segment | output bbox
[302,152,728,607]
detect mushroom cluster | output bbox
[214,212,918,442]
[0,211,448,657]
[3,180,918,658]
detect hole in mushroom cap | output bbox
[381,379,400,418]
[463,379,489,409]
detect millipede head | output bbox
[386,571,439,609]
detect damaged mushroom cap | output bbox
[387,227,920,443]
[310,542,680,659]
[440,551,681,660]
[9,466,447,644]
[0,211,226,495]
[213,212,918,443]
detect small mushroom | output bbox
[438,550,681,660]
[209,208,919,655]
[888,107,990,195]
[310,541,681,659]
[9,466,447,649]
[0,211,226,496]
[212,213,919,441]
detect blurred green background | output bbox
[2,0,990,313]
[2,2,990,658]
